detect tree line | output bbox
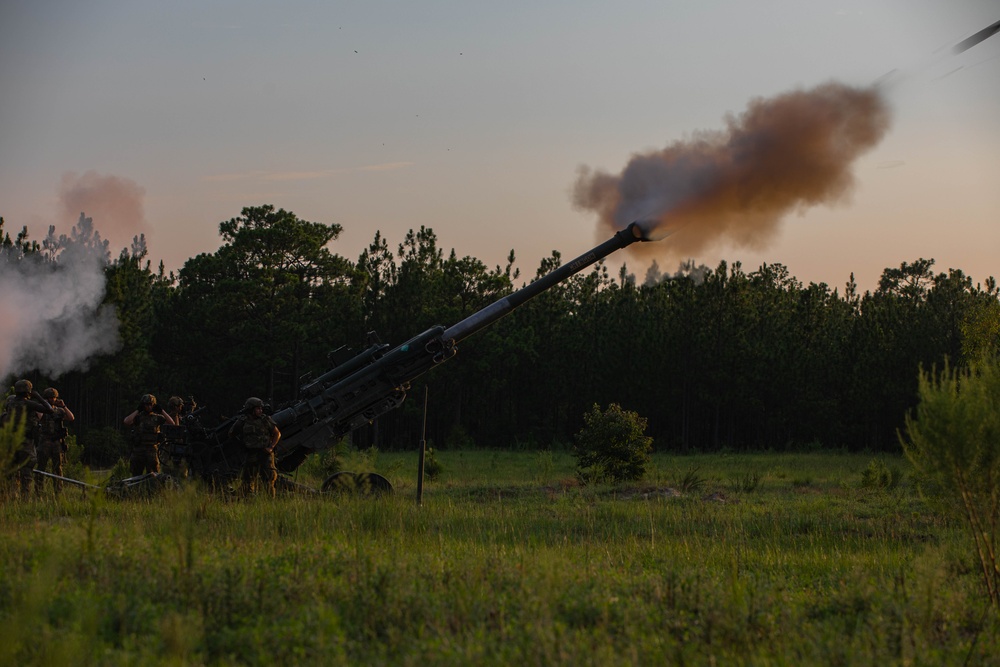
[2,206,998,459]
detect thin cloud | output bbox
[204,162,414,183]
[356,162,415,172]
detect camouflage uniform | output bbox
[130,410,167,476]
[159,397,189,478]
[36,405,69,495]
[1,380,52,499]
[231,400,279,497]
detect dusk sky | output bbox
[2,0,998,293]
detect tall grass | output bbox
[0,450,996,665]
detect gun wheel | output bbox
[355,472,393,495]
[322,471,393,496]
[321,471,357,493]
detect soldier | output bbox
[229,397,280,497]
[122,394,175,476]
[159,396,189,478]
[35,387,75,496]
[1,379,54,499]
[166,396,183,423]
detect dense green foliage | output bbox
[0,409,23,478]
[574,403,653,484]
[2,211,998,456]
[1,451,998,665]
[901,355,1000,606]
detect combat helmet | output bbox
[140,393,157,406]
[14,379,32,395]
[43,387,59,400]
[243,397,264,412]
[167,396,184,411]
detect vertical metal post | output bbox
[416,385,428,505]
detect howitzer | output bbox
[188,222,649,485]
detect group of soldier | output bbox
[2,379,282,498]
[1,379,75,497]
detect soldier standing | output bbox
[160,396,190,478]
[229,397,280,497]
[35,387,75,496]
[165,396,188,425]
[1,379,54,499]
[123,394,175,476]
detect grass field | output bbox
[1,449,996,666]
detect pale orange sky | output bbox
[1,1,998,293]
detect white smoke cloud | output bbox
[0,241,120,380]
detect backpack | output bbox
[131,412,163,448]
[1,396,41,445]
[38,411,68,442]
[240,416,273,450]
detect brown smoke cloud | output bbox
[573,81,892,259]
[58,170,149,253]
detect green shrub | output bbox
[62,434,88,482]
[1,409,23,474]
[859,458,901,491]
[422,446,443,480]
[301,437,351,479]
[359,445,380,469]
[573,403,653,485]
[104,457,131,485]
[731,469,762,493]
[678,466,707,494]
[534,450,555,483]
[900,357,1000,606]
[0,412,25,497]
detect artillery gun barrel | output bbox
[443,222,647,344]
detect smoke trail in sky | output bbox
[0,227,120,380]
[573,81,892,260]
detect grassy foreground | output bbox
[1,450,996,666]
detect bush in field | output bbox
[301,437,351,479]
[678,467,707,494]
[731,469,763,494]
[62,434,87,482]
[573,403,652,485]
[1,413,24,491]
[859,458,901,491]
[900,357,1000,607]
[104,457,131,485]
[423,446,443,480]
